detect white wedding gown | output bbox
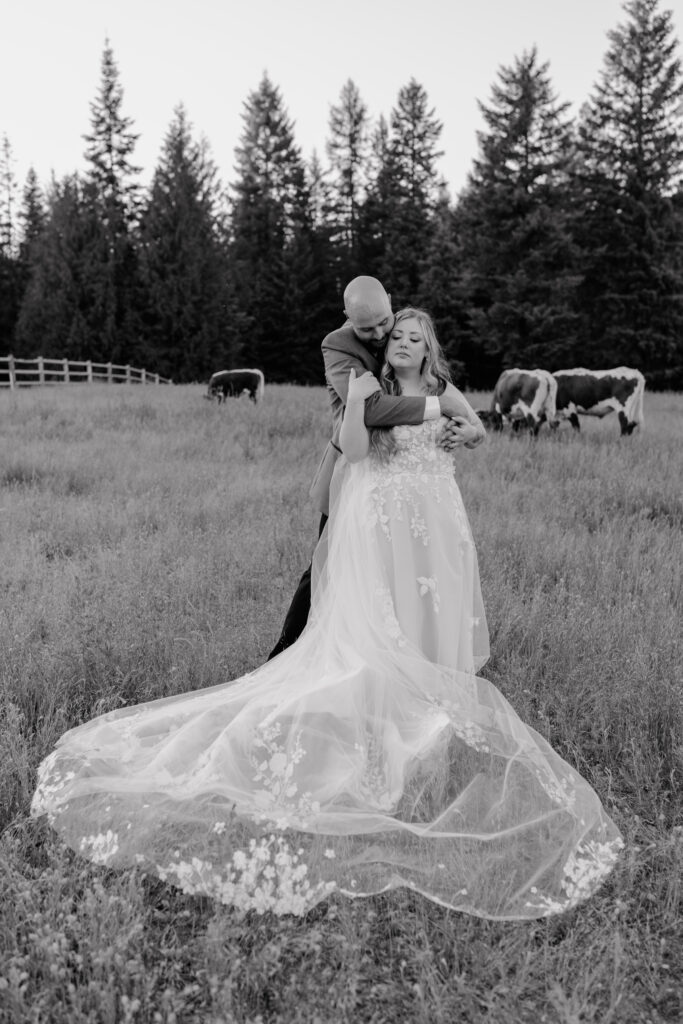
[31,419,622,918]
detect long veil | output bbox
[32,455,622,919]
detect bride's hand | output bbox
[347,367,381,403]
[439,416,485,450]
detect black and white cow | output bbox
[206,369,265,403]
[482,368,557,435]
[552,368,645,435]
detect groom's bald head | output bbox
[344,276,394,343]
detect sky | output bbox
[2,0,682,202]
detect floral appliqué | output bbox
[417,576,440,614]
[524,836,624,916]
[375,585,407,647]
[249,721,320,827]
[156,834,336,917]
[369,421,458,546]
[355,734,394,810]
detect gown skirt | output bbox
[31,421,623,919]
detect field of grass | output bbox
[0,382,681,1023]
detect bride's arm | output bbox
[440,383,486,449]
[339,369,380,462]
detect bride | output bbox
[31,308,622,919]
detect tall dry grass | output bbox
[0,383,681,1023]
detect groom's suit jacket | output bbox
[309,322,429,516]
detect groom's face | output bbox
[349,303,395,346]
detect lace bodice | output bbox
[365,417,471,546]
[372,418,454,480]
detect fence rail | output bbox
[0,356,172,388]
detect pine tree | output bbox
[16,176,92,358]
[303,151,343,350]
[0,135,21,352]
[454,49,580,381]
[11,168,48,354]
[306,151,333,229]
[372,80,444,305]
[416,186,467,379]
[229,74,326,382]
[83,40,141,222]
[574,0,683,384]
[325,79,370,278]
[356,116,391,277]
[81,40,142,363]
[0,135,18,257]
[18,168,46,256]
[138,106,231,381]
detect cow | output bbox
[205,368,265,403]
[483,368,557,435]
[552,368,645,435]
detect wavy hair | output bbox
[369,308,453,462]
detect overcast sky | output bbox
[2,0,681,201]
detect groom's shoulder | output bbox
[321,321,359,354]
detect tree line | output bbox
[1,0,682,389]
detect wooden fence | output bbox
[0,356,172,389]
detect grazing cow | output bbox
[552,368,645,435]
[206,368,265,403]
[484,368,557,435]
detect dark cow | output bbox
[484,368,557,435]
[206,368,265,403]
[553,368,645,435]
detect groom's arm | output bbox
[323,344,439,427]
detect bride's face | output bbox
[386,317,427,372]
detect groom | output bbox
[268,276,482,659]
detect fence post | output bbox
[154,373,160,384]
[141,368,147,384]
[63,358,70,383]
[38,356,45,385]
[126,365,132,383]
[107,362,113,383]
[86,360,93,383]
[8,354,16,390]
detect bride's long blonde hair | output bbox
[369,307,453,461]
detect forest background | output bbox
[1,0,683,391]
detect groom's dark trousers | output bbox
[267,513,328,659]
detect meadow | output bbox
[0,382,681,1024]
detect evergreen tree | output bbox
[306,150,333,229]
[0,135,21,352]
[325,79,370,279]
[11,168,48,354]
[0,135,18,257]
[356,115,391,277]
[83,40,141,220]
[228,74,327,382]
[80,40,142,363]
[372,80,444,305]
[16,176,92,358]
[574,0,683,385]
[304,151,343,348]
[138,106,231,381]
[416,186,467,379]
[18,168,46,257]
[454,49,580,383]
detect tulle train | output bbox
[31,428,622,918]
